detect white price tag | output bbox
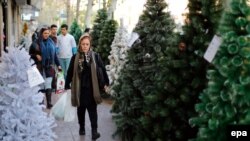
[128,32,139,47]
[204,35,222,63]
[27,66,44,87]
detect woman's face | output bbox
[42,29,50,39]
[80,38,91,53]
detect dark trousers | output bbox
[77,103,97,130]
[78,87,97,130]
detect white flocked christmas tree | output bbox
[0,47,56,141]
[106,20,130,95]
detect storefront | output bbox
[0,0,41,56]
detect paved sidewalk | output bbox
[47,93,120,141]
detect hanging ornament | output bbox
[144,111,151,117]
[178,42,186,51]
[145,53,151,58]
[143,53,151,63]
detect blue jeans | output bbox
[59,58,71,79]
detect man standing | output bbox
[50,24,58,45]
[57,24,77,79]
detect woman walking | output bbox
[29,26,62,109]
[65,33,109,140]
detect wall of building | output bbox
[0,3,3,56]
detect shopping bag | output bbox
[50,92,67,120]
[64,93,76,122]
[56,71,65,94]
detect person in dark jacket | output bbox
[29,28,40,68]
[84,27,90,33]
[65,33,109,140]
[29,27,62,109]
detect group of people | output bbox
[29,24,109,140]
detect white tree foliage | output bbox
[0,47,57,141]
[106,23,130,95]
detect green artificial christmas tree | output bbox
[190,0,250,140]
[111,60,145,141]
[95,19,118,65]
[146,0,224,140]
[112,0,177,140]
[70,19,78,35]
[69,19,83,45]
[91,9,108,48]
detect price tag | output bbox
[27,66,44,87]
[128,32,139,47]
[204,35,222,63]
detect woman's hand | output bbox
[36,55,42,61]
[104,85,108,90]
[58,66,62,71]
[104,85,110,94]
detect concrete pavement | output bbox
[47,93,120,141]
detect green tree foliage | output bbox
[112,0,224,140]
[183,0,224,56]
[90,9,108,48]
[95,19,118,65]
[190,0,250,140]
[69,19,83,45]
[111,0,177,140]
[149,0,225,140]
[111,63,144,141]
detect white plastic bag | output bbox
[64,93,76,122]
[50,91,76,122]
[50,92,67,120]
